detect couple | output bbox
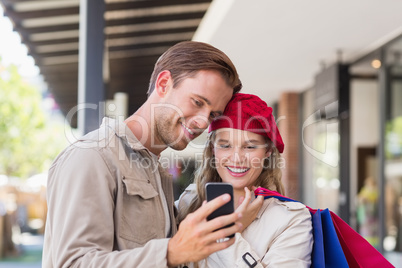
[43,41,313,267]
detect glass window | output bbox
[383,35,402,258]
[384,68,402,253]
[350,56,381,248]
[312,120,340,213]
[301,89,340,213]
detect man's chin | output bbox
[169,141,188,151]
[168,137,193,151]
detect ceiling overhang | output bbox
[0,0,212,127]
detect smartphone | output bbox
[205,182,235,238]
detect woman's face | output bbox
[213,128,270,192]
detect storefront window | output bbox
[384,63,402,253]
[348,36,402,265]
[301,89,341,213]
[350,55,381,248]
[312,120,340,213]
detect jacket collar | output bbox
[101,117,158,158]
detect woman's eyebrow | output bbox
[245,139,263,143]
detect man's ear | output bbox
[155,70,171,97]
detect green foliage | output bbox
[385,116,402,159]
[0,60,67,178]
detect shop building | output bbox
[298,35,402,264]
[192,2,402,265]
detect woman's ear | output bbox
[265,147,273,158]
[155,70,171,97]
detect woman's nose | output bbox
[230,147,246,162]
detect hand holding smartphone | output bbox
[205,182,235,238]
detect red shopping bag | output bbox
[329,211,394,267]
[255,187,395,268]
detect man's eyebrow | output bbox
[194,94,211,105]
[194,94,224,116]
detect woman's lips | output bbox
[226,166,250,177]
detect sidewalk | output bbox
[0,233,43,268]
[0,262,41,268]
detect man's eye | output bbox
[193,99,202,107]
[209,112,219,120]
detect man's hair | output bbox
[147,41,242,96]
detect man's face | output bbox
[153,70,233,151]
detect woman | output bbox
[177,93,313,267]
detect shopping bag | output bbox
[255,187,395,268]
[311,209,349,267]
[310,210,325,267]
[329,211,394,268]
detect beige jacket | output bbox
[43,118,177,268]
[177,184,313,268]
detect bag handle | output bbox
[255,187,316,213]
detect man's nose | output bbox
[192,111,211,130]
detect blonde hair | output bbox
[178,131,284,222]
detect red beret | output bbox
[209,93,284,153]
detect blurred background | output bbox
[0,0,402,267]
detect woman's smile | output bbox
[226,166,251,177]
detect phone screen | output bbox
[205,182,235,238]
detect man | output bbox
[43,41,243,267]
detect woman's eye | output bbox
[217,144,230,149]
[245,145,257,150]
